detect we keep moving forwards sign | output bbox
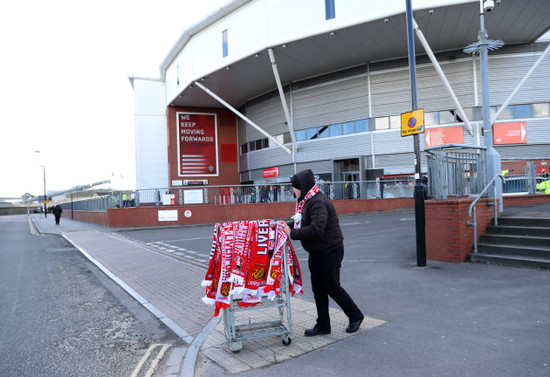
[177,113,219,176]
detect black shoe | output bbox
[304,327,330,336]
[346,316,364,333]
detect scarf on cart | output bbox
[293,185,319,229]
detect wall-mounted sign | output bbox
[263,167,280,178]
[425,126,464,147]
[184,189,203,204]
[401,109,424,137]
[158,210,178,222]
[493,122,527,145]
[177,112,218,176]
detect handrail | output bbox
[467,174,505,254]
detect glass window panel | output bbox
[317,126,329,138]
[532,103,550,118]
[283,132,292,144]
[462,107,482,121]
[375,117,389,130]
[343,121,355,134]
[249,141,256,151]
[356,119,368,132]
[295,129,306,141]
[390,115,400,129]
[325,0,335,20]
[255,140,263,150]
[330,123,342,136]
[222,29,228,57]
[240,144,247,154]
[439,110,455,124]
[306,127,318,140]
[514,104,530,118]
[424,112,439,126]
[497,106,514,120]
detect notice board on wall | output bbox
[177,112,219,176]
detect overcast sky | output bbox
[0,0,230,199]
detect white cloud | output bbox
[0,0,230,198]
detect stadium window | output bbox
[249,140,256,151]
[295,129,306,141]
[389,115,400,129]
[330,123,342,136]
[439,110,455,124]
[240,144,248,154]
[424,112,439,126]
[283,132,292,143]
[343,121,355,134]
[497,106,514,120]
[317,125,330,138]
[532,103,549,118]
[462,107,481,122]
[374,117,389,130]
[222,29,228,57]
[514,104,530,118]
[306,127,318,140]
[356,119,368,133]
[325,0,335,20]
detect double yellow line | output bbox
[131,343,171,377]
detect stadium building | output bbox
[130,0,550,194]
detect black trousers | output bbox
[308,245,363,331]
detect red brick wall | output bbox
[503,194,550,207]
[425,197,499,262]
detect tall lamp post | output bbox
[41,165,47,218]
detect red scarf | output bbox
[293,185,319,229]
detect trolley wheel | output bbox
[282,336,291,346]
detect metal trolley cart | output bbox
[222,243,293,352]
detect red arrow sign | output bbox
[493,122,527,145]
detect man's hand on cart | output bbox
[281,222,291,237]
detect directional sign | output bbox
[493,122,527,145]
[425,126,464,148]
[401,109,424,137]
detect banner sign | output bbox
[425,126,464,147]
[177,112,218,176]
[263,167,279,178]
[493,122,527,145]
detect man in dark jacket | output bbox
[282,169,364,336]
[52,204,63,225]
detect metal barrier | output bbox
[57,179,417,211]
[501,158,550,194]
[425,144,488,200]
[467,174,505,254]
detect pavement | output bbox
[28,203,550,377]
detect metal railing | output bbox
[467,174,505,254]
[58,178,417,212]
[425,144,487,200]
[501,158,550,194]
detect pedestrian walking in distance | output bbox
[282,169,364,336]
[52,204,63,226]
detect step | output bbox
[498,217,550,228]
[468,253,550,270]
[479,233,550,248]
[486,225,550,237]
[477,243,550,259]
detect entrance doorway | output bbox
[335,158,360,199]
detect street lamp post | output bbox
[41,165,47,218]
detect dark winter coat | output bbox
[289,169,344,253]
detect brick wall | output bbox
[425,197,499,263]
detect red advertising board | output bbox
[177,113,218,176]
[263,167,279,178]
[493,122,527,145]
[425,126,464,147]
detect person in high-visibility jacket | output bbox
[536,179,550,194]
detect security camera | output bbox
[483,0,495,12]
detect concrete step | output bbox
[479,233,550,248]
[468,253,550,270]
[477,242,550,259]
[498,217,550,228]
[486,225,550,237]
